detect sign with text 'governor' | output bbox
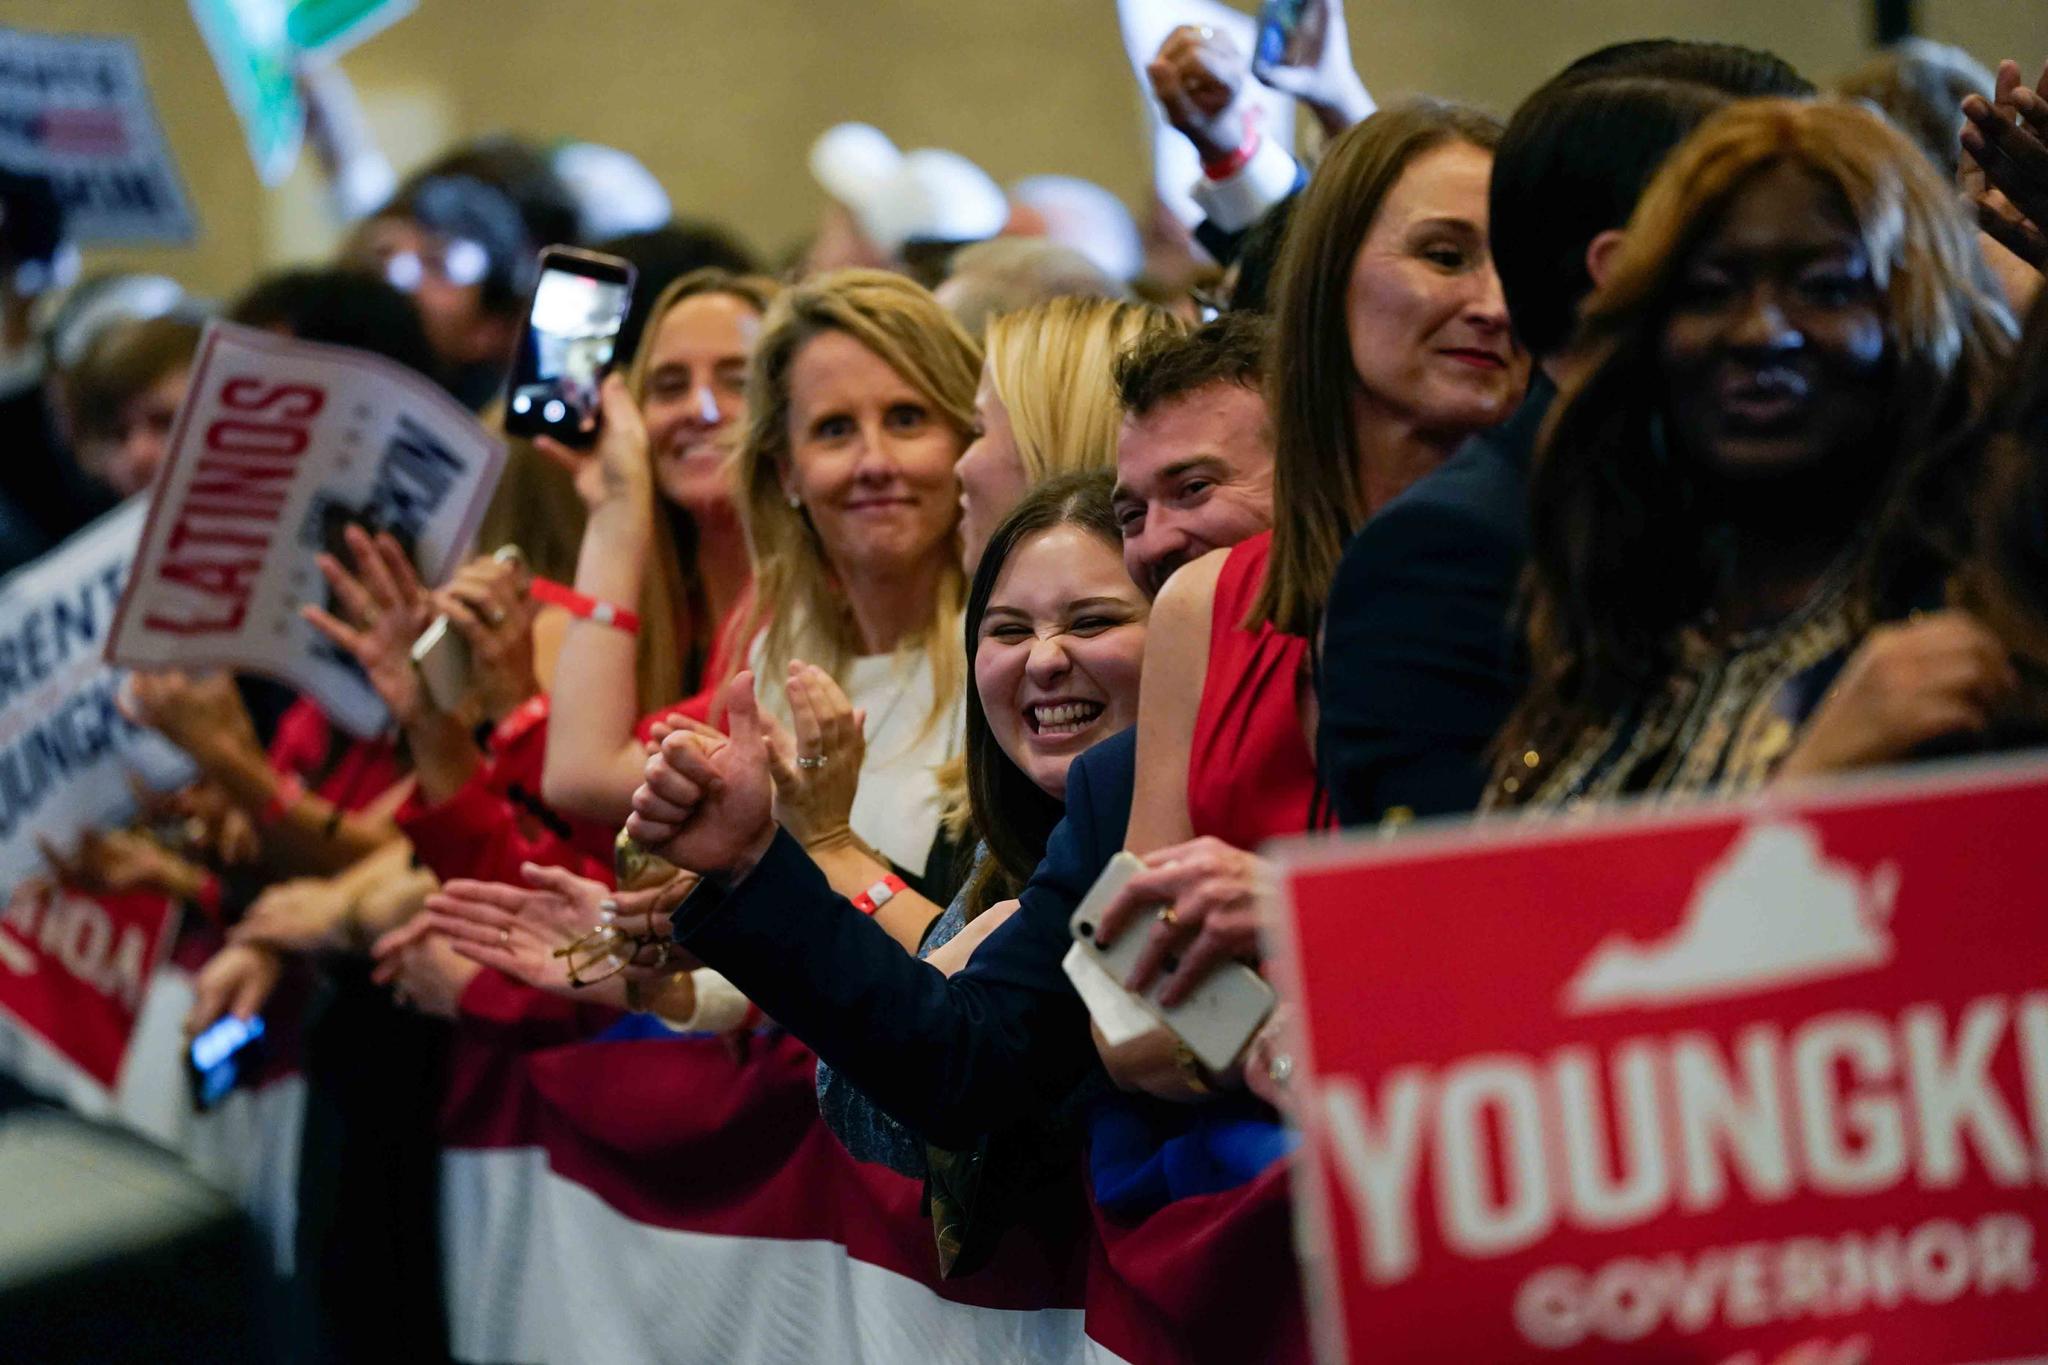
[1273,758,2048,1364]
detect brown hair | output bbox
[1252,99,1505,637]
[1112,309,1268,419]
[1499,99,2014,798]
[626,269,780,706]
[66,316,202,442]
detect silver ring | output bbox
[486,606,507,627]
[796,754,828,770]
[1196,24,1215,40]
[1267,1051,1295,1087]
[499,928,510,946]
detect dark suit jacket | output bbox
[1317,376,1554,826]
[672,727,1136,1150]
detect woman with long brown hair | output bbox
[540,268,777,822]
[1104,103,1523,1081]
[1493,99,2015,808]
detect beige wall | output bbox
[6,0,2039,300]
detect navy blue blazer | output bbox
[1316,376,1553,826]
[672,727,1137,1150]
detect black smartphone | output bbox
[187,1012,266,1111]
[502,246,637,448]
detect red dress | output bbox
[1185,532,1318,847]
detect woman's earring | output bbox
[785,492,801,510]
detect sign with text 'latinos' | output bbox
[1273,759,2048,1364]
[106,322,504,738]
[0,27,195,242]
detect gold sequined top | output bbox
[1491,571,1857,811]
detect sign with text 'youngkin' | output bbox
[1273,758,2048,1364]
[0,499,194,898]
[106,322,504,738]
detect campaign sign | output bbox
[0,27,195,243]
[1272,760,2048,1364]
[0,500,195,897]
[107,322,505,739]
[0,885,177,1088]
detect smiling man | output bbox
[1109,312,1276,597]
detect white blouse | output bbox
[751,640,964,878]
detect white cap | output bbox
[553,141,673,241]
[1010,175,1144,282]
[810,124,1007,256]
[810,122,904,208]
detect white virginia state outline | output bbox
[1564,820,1898,1014]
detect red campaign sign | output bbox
[0,885,179,1087]
[1272,759,2048,1364]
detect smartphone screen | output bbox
[188,1013,266,1110]
[504,247,637,447]
[1255,0,1323,70]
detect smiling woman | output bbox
[729,269,982,886]
[1493,98,2014,808]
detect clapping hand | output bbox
[434,552,540,722]
[423,861,699,1004]
[626,672,777,880]
[1961,59,2048,271]
[762,660,867,851]
[301,525,435,724]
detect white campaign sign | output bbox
[0,27,195,243]
[0,500,194,896]
[106,322,505,738]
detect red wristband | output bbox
[1203,109,1262,180]
[530,577,640,635]
[852,873,908,917]
[260,773,305,828]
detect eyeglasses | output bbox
[553,923,675,989]
[369,236,491,293]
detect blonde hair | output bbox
[984,296,1182,485]
[623,270,779,709]
[732,269,980,734]
[937,296,1181,833]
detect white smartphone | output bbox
[410,614,471,714]
[1069,850,1277,1074]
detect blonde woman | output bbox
[954,296,1181,572]
[540,269,778,824]
[730,268,981,891]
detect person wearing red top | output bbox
[1107,100,1524,1093]
[1185,530,1315,848]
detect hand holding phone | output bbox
[503,246,637,448]
[188,1012,266,1111]
[1070,851,1276,1073]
